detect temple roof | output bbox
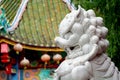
[0,0,69,51]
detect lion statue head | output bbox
[55,5,109,59]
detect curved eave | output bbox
[0,36,63,52]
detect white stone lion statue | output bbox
[54,5,120,80]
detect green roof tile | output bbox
[0,0,69,51]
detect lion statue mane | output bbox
[54,5,120,80]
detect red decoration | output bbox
[0,43,10,63]
[1,54,10,63]
[11,58,16,64]
[1,59,10,63]
[1,54,9,59]
[5,64,12,74]
[1,43,9,53]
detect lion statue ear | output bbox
[75,5,86,23]
[74,5,82,22]
[76,5,81,18]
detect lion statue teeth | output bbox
[54,5,119,80]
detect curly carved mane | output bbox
[55,5,109,59]
[54,5,119,80]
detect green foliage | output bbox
[72,0,120,69]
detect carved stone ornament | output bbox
[54,4,119,80]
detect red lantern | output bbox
[1,43,9,53]
[1,53,10,63]
[41,54,50,68]
[53,54,62,64]
[1,54,9,59]
[41,54,50,64]
[20,57,30,69]
[13,43,23,54]
[1,59,10,63]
